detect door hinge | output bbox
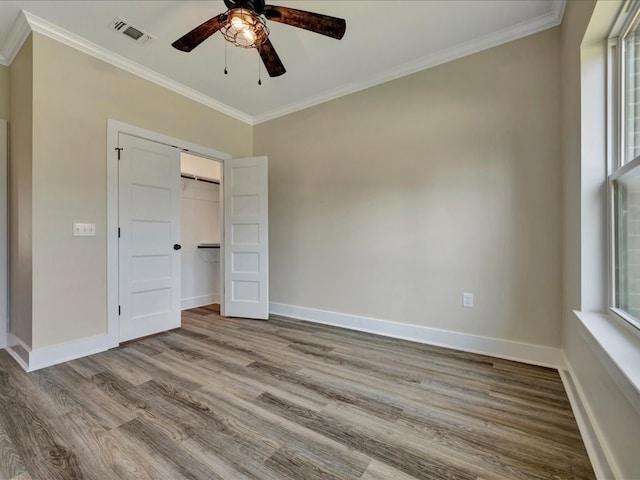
[115,147,123,160]
[118,227,121,238]
[118,305,121,316]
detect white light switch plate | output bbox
[73,223,96,236]
[463,292,474,308]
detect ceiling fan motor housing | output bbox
[224,0,266,14]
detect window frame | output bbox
[608,0,640,332]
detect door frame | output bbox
[0,120,6,349]
[106,119,231,347]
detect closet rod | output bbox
[180,173,220,185]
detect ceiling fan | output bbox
[172,0,346,78]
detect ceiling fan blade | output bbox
[258,38,286,77]
[172,13,226,52]
[264,5,346,40]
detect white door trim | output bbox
[0,120,7,349]
[106,119,231,347]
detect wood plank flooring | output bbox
[0,305,595,479]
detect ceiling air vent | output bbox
[110,17,153,45]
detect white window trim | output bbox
[610,307,640,330]
[571,1,640,474]
[574,311,640,414]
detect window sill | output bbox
[573,310,640,415]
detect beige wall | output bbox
[0,64,9,120]
[255,28,562,348]
[561,1,640,478]
[26,33,251,349]
[9,35,33,347]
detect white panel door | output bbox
[223,156,269,319]
[119,134,182,341]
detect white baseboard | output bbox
[269,302,564,368]
[182,294,220,310]
[560,355,618,480]
[6,333,112,372]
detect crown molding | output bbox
[3,11,253,125]
[2,1,566,126]
[0,10,31,66]
[551,0,568,24]
[253,0,567,124]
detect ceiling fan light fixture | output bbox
[172,1,346,78]
[221,8,269,49]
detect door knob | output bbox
[173,244,182,250]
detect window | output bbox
[611,2,640,331]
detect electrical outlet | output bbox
[463,292,474,308]
[73,223,96,237]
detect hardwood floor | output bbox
[0,305,595,479]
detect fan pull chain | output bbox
[224,41,228,75]
[258,54,262,86]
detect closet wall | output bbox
[180,154,222,309]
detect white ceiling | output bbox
[0,1,564,124]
